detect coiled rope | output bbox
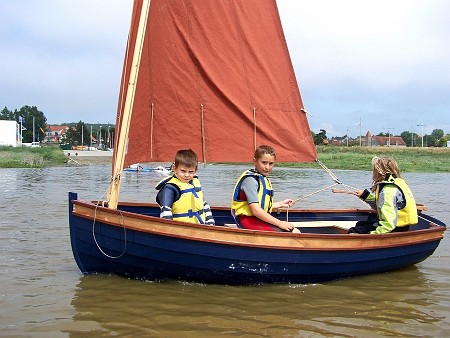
[92,191,127,259]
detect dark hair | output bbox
[174,149,198,168]
[254,145,276,160]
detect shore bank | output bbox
[2,146,449,172]
[64,150,113,165]
[280,146,450,173]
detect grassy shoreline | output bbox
[280,146,450,173]
[0,146,67,168]
[1,145,449,172]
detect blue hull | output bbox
[68,192,446,284]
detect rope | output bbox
[201,104,206,164]
[281,160,372,221]
[253,107,257,151]
[150,102,154,158]
[292,183,340,203]
[316,159,341,184]
[92,192,127,259]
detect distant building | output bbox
[360,131,406,147]
[0,120,21,147]
[372,135,406,147]
[329,131,406,147]
[44,125,69,144]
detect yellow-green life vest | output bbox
[155,175,206,224]
[375,176,418,227]
[231,170,274,216]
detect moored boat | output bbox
[124,164,171,175]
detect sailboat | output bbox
[68,0,446,284]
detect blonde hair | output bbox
[371,156,401,188]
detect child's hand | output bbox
[353,190,364,197]
[280,199,295,208]
[278,221,301,233]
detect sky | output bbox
[1,0,449,138]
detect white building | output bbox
[0,120,21,147]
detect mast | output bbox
[107,0,151,209]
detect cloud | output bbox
[0,0,131,123]
[1,0,449,136]
[278,0,450,136]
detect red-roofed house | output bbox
[44,125,69,144]
[362,131,407,147]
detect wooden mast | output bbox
[107,0,151,209]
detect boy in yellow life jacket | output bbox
[155,149,215,225]
[348,156,418,234]
[231,145,300,232]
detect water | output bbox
[1,164,449,337]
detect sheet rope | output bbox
[283,159,371,221]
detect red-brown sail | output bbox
[115,0,316,169]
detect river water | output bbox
[1,164,449,337]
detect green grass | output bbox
[280,146,450,173]
[1,144,449,172]
[0,146,67,168]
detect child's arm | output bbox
[203,201,215,225]
[156,185,180,219]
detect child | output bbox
[155,149,215,225]
[231,145,299,232]
[348,156,418,234]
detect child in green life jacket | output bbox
[348,156,418,234]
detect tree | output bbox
[64,121,91,146]
[313,129,327,145]
[16,106,47,143]
[0,106,15,120]
[426,134,437,147]
[431,129,444,140]
[400,131,416,147]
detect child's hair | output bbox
[174,149,198,168]
[372,156,401,183]
[254,145,276,160]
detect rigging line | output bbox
[301,108,313,117]
[316,159,342,184]
[150,103,154,158]
[92,193,127,259]
[292,183,340,203]
[283,183,339,222]
[253,107,257,151]
[201,104,206,165]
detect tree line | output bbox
[2,105,448,148]
[311,128,449,147]
[1,106,47,143]
[1,106,114,147]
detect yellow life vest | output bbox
[231,170,274,217]
[375,176,418,227]
[155,175,206,224]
